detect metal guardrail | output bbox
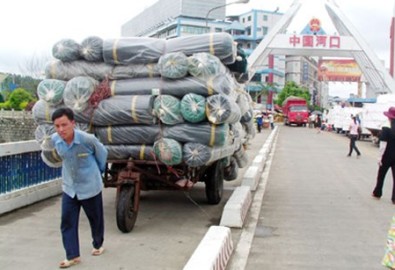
[0,140,61,195]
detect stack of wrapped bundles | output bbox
[34,33,255,170]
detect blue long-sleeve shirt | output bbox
[52,129,108,200]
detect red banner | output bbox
[318,59,361,82]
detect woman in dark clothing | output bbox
[372,107,395,204]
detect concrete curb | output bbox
[183,225,233,270]
[219,186,252,228]
[0,179,62,215]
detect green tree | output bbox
[8,88,35,110]
[275,81,310,106]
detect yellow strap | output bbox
[209,33,215,55]
[51,149,61,162]
[209,124,216,146]
[131,96,138,123]
[207,78,214,95]
[45,103,50,122]
[110,80,116,96]
[147,64,153,78]
[112,39,120,65]
[139,144,146,160]
[107,126,112,143]
[50,61,56,79]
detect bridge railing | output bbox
[0,140,62,214]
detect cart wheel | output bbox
[116,184,138,233]
[204,160,224,205]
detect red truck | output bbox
[282,96,309,126]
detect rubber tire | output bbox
[116,184,137,233]
[204,160,224,205]
[224,157,238,181]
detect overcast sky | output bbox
[1,0,394,97]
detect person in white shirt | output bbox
[347,115,361,158]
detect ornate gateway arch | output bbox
[247,0,395,98]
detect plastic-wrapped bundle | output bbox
[94,122,228,146]
[163,122,229,147]
[180,93,206,123]
[153,95,183,125]
[230,122,246,145]
[103,37,166,65]
[158,52,188,79]
[63,76,99,112]
[37,79,66,106]
[242,119,256,141]
[45,60,160,81]
[166,33,236,64]
[206,94,241,124]
[94,125,161,145]
[188,53,226,79]
[233,145,249,168]
[45,60,113,81]
[183,142,237,167]
[52,39,81,62]
[153,138,183,165]
[41,149,62,168]
[240,109,253,123]
[106,145,155,160]
[80,36,103,62]
[32,100,63,124]
[92,95,155,126]
[109,74,232,97]
[35,123,89,145]
[236,91,251,117]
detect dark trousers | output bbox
[373,162,395,201]
[61,192,104,260]
[348,135,361,156]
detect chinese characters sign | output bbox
[289,35,341,49]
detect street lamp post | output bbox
[205,0,250,28]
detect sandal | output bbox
[59,258,80,268]
[91,247,104,256]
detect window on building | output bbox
[215,28,222,32]
[262,27,268,35]
[180,25,206,35]
[263,15,268,21]
[248,16,251,21]
[242,18,245,23]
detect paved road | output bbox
[0,127,270,270]
[229,125,394,270]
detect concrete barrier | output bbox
[183,226,233,270]
[219,186,252,228]
[241,166,260,191]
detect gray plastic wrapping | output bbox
[52,39,81,62]
[188,53,226,80]
[102,33,236,65]
[153,138,183,165]
[180,93,206,123]
[183,142,238,167]
[153,95,184,125]
[166,33,236,64]
[32,100,64,124]
[233,145,249,168]
[109,74,232,98]
[41,149,62,168]
[206,94,241,124]
[158,52,189,79]
[94,125,161,145]
[80,36,104,62]
[103,37,166,65]
[63,76,99,112]
[45,60,160,81]
[37,79,66,106]
[94,122,229,146]
[91,95,155,126]
[236,91,251,117]
[106,145,155,160]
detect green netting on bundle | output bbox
[52,38,81,62]
[153,95,184,125]
[80,36,103,62]
[153,138,183,165]
[63,76,99,112]
[188,53,225,80]
[180,93,206,123]
[158,52,188,79]
[37,79,66,106]
[183,142,237,167]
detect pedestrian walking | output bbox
[269,113,274,130]
[50,107,108,268]
[372,107,395,203]
[256,114,263,133]
[347,115,361,158]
